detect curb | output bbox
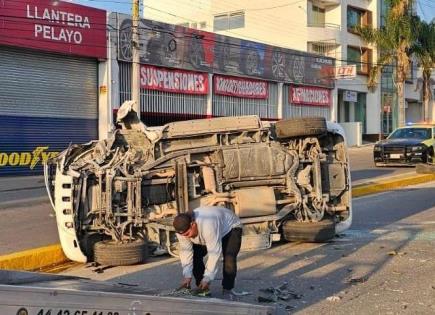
[0,244,68,271]
[2,172,435,273]
[352,173,435,197]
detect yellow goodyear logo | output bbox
[0,146,59,169]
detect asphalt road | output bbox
[0,145,420,256]
[348,145,412,184]
[62,181,435,314]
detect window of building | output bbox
[213,11,245,31]
[347,6,372,32]
[178,22,189,28]
[347,46,372,74]
[309,5,325,27]
[199,21,207,29]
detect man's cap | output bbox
[173,213,192,234]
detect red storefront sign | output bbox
[214,75,268,99]
[289,86,331,106]
[140,65,208,95]
[0,0,106,59]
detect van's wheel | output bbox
[275,117,327,139]
[94,239,148,266]
[282,219,335,242]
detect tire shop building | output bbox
[0,0,106,176]
[99,13,336,134]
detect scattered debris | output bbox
[326,295,342,302]
[192,288,211,297]
[388,250,407,256]
[231,289,251,296]
[348,275,369,284]
[158,287,192,297]
[309,285,316,290]
[347,268,353,272]
[257,281,302,303]
[257,295,277,303]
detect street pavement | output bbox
[348,144,413,185]
[62,181,435,314]
[0,144,422,256]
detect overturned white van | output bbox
[45,101,352,266]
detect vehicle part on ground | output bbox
[281,219,336,242]
[94,238,148,266]
[45,101,352,264]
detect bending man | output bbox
[173,206,243,294]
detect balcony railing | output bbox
[307,22,341,30]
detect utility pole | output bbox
[131,0,141,115]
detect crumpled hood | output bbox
[116,100,162,142]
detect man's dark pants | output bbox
[192,227,242,290]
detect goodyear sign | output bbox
[0,115,97,176]
[0,147,59,170]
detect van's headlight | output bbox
[374,146,382,152]
[411,145,425,151]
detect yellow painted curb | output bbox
[353,173,435,198]
[0,244,67,271]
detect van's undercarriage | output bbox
[46,102,351,265]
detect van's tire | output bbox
[282,219,336,242]
[94,239,148,266]
[275,117,327,139]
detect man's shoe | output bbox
[222,289,236,301]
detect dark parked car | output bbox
[374,124,435,166]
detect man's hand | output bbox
[198,280,209,290]
[180,277,192,289]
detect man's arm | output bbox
[202,220,222,283]
[176,234,193,278]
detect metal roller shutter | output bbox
[212,82,279,120]
[119,62,208,126]
[0,47,98,176]
[282,84,331,119]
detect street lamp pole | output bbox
[131,0,141,116]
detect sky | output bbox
[74,0,435,22]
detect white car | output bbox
[45,101,352,266]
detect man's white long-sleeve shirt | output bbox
[176,206,242,283]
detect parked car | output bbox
[45,101,352,266]
[374,124,435,166]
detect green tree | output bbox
[356,0,415,128]
[411,18,435,121]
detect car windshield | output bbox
[388,127,432,140]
